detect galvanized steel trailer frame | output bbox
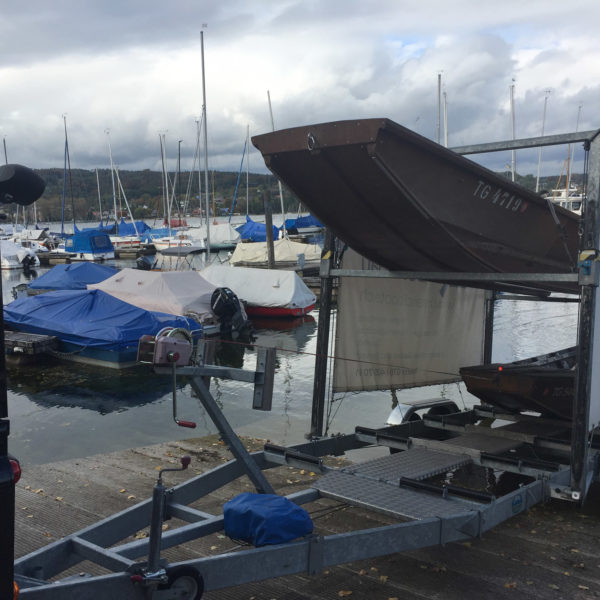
[13,129,600,598]
[15,392,590,599]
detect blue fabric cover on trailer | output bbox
[27,263,118,290]
[236,216,279,243]
[223,492,313,546]
[4,289,201,351]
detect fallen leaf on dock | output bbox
[55,497,63,502]
[337,591,352,597]
[119,489,126,493]
[127,495,136,500]
[379,575,388,583]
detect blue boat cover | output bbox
[28,263,118,290]
[283,214,323,231]
[4,289,201,351]
[114,218,152,236]
[223,492,313,546]
[83,218,152,236]
[236,216,279,243]
[64,229,114,254]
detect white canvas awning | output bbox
[333,249,486,392]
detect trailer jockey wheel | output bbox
[157,566,204,599]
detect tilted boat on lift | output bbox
[459,346,576,420]
[252,118,580,293]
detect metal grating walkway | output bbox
[313,447,479,520]
[340,447,471,483]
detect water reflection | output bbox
[492,296,578,362]
[7,361,182,415]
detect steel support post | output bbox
[188,375,274,494]
[0,233,16,600]
[572,132,600,497]
[310,229,335,438]
[263,189,275,270]
[483,290,496,364]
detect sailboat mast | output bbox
[63,115,76,231]
[437,72,442,144]
[443,90,448,147]
[510,81,516,182]
[567,104,583,195]
[195,117,203,224]
[246,124,250,216]
[177,139,183,222]
[267,90,286,235]
[95,169,103,224]
[535,90,551,193]
[201,29,210,253]
[106,130,118,233]
[159,133,171,236]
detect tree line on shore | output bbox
[15,168,290,224]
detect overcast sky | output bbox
[1,0,599,179]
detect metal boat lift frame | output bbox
[12,129,600,598]
[312,127,600,502]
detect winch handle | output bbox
[171,363,197,429]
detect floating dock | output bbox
[4,331,57,365]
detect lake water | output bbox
[2,252,579,466]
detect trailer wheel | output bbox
[158,565,204,599]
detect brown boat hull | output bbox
[460,347,577,420]
[252,119,580,293]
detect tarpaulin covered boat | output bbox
[27,263,118,292]
[459,346,576,420]
[201,265,316,318]
[4,289,202,368]
[252,118,580,293]
[229,238,321,272]
[88,268,217,324]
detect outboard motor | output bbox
[21,254,37,274]
[210,287,253,337]
[136,254,154,270]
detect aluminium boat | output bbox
[252,118,580,293]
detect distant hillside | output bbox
[2,167,585,224]
[26,168,289,223]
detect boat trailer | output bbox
[13,333,598,599]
